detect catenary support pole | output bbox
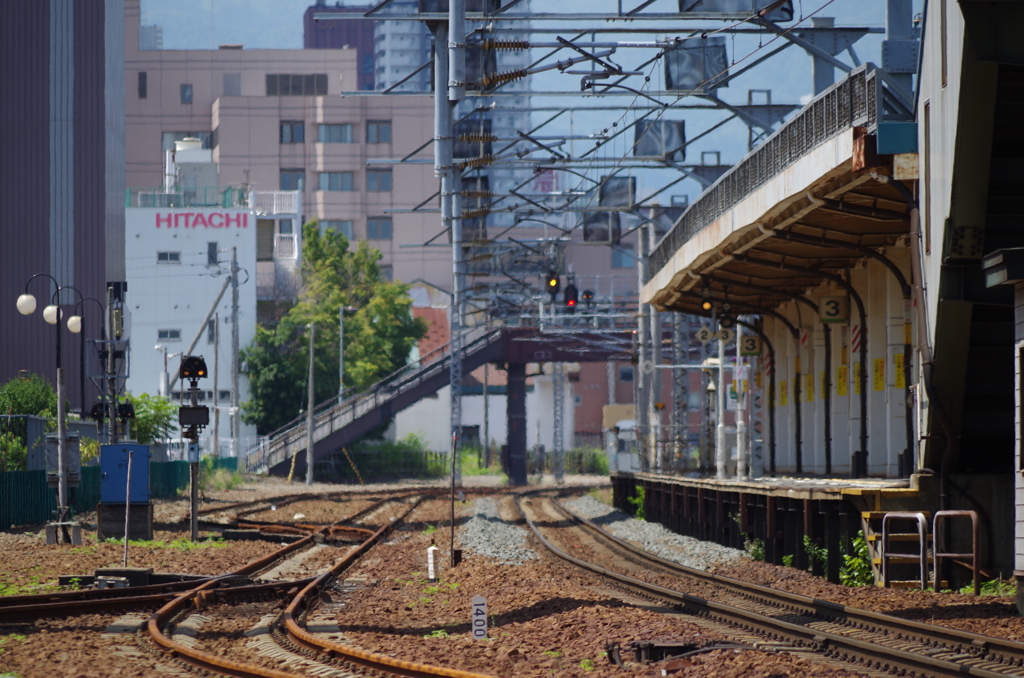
[230,247,240,459]
[212,314,219,457]
[306,324,315,486]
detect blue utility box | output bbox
[100,444,151,504]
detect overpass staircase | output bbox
[257,324,506,476]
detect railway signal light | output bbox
[701,287,713,312]
[545,272,560,297]
[564,284,579,313]
[117,402,135,421]
[582,289,594,308]
[179,355,208,381]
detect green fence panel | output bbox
[210,457,238,473]
[0,471,55,528]
[150,460,190,499]
[73,466,102,514]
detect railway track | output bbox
[517,492,1024,678]
[0,494,392,622]
[147,494,495,678]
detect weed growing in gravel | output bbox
[579,658,596,671]
[543,650,562,658]
[961,578,1015,596]
[0,634,27,652]
[803,535,827,569]
[627,486,646,521]
[422,524,437,536]
[744,537,765,561]
[423,629,448,638]
[839,531,874,587]
[781,554,794,567]
[102,537,229,551]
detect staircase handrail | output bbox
[264,323,502,450]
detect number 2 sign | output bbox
[819,296,848,323]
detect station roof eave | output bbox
[643,129,913,317]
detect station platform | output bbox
[610,472,934,585]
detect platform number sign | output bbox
[740,335,761,356]
[715,328,735,344]
[696,325,715,344]
[471,595,488,639]
[820,296,849,323]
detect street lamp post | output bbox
[17,274,84,542]
[71,297,105,416]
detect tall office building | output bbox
[0,0,126,413]
[302,2,377,91]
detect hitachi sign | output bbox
[155,212,249,229]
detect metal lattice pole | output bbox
[552,362,565,483]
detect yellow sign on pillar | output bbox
[805,373,815,402]
[837,365,848,396]
[894,354,905,389]
[873,358,886,391]
[853,362,861,395]
[780,380,788,406]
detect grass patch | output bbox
[627,486,646,521]
[962,578,1015,596]
[102,537,230,551]
[839,531,874,587]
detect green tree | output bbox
[125,393,178,445]
[0,373,58,471]
[0,373,58,418]
[241,221,427,434]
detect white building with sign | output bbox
[125,205,259,454]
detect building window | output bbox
[318,171,354,192]
[157,251,180,264]
[180,84,193,104]
[266,73,328,96]
[619,366,634,382]
[138,72,147,99]
[280,169,305,191]
[318,123,353,143]
[280,121,305,144]
[279,219,293,235]
[223,72,241,96]
[162,132,213,151]
[158,329,181,341]
[611,245,635,269]
[366,170,392,192]
[367,217,392,240]
[361,54,374,74]
[380,265,394,281]
[366,120,392,144]
[207,242,219,266]
[206,319,216,344]
[321,219,354,238]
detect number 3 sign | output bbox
[740,335,761,356]
[819,296,848,323]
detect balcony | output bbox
[249,191,301,216]
[126,186,248,208]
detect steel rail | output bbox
[518,493,1018,678]
[0,497,396,622]
[148,495,493,678]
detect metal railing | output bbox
[262,323,504,469]
[126,186,248,208]
[249,190,301,215]
[649,64,914,276]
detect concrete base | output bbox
[96,502,153,541]
[94,567,153,587]
[45,522,82,545]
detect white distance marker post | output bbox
[427,541,439,583]
[471,595,488,639]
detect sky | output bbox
[142,0,913,206]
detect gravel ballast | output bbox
[458,496,539,565]
[564,495,748,571]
